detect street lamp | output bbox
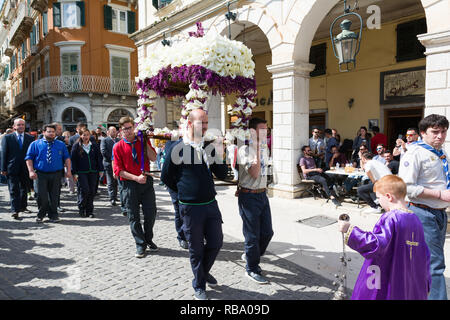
[330,0,363,72]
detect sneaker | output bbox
[362,207,382,214]
[48,217,60,223]
[206,273,218,287]
[241,253,263,274]
[245,271,269,284]
[36,217,44,223]
[135,248,146,258]
[110,200,116,206]
[147,241,159,252]
[178,239,189,250]
[193,289,208,300]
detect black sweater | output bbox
[71,142,104,174]
[161,140,228,204]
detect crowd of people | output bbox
[0,112,449,301]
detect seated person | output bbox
[352,144,368,168]
[383,150,399,174]
[299,146,340,206]
[329,145,348,168]
[357,152,392,214]
[373,144,387,164]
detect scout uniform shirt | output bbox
[238,143,269,190]
[399,143,449,209]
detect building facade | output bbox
[0,0,139,132]
[132,0,450,198]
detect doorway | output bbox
[384,107,423,150]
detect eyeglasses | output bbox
[122,126,134,131]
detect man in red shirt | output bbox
[370,126,387,154]
[113,116,157,258]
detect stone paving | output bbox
[0,180,335,300]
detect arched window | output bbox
[61,107,87,132]
[107,108,132,126]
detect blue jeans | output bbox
[122,178,157,250]
[408,203,448,300]
[179,200,223,290]
[238,192,274,274]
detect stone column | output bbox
[267,61,315,199]
[419,30,450,152]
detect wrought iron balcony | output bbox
[33,75,137,97]
[13,88,31,108]
[9,1,34,47]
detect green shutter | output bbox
[76,1,85,27]
[152,0,159,9]
[127,11,136,34]
[104,5,112,30]
[31,25,36,45]
[43,12,48,36]
[53,2,61,27]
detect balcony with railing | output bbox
[14,88,31,107]
[33,75,137,97]
[9,1,34,47]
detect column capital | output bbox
[267,60,315,79]
[418,30,450,55]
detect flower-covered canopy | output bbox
[135,23,257,140]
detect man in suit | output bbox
[1,118,35,220]
[101,126,120,206]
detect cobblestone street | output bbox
[0,181,335,300]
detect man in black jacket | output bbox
[161,109,228,300]
[101,126,120,206]
[0,118,35,220]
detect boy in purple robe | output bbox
[338,175,431,300]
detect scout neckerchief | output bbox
[183,136,210,170]
[44,138,54,164]
[123,136,139,166]
[417,141,450,189]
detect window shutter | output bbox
[76,1,85,27]
[31,25,36,45]
[104,5,112,30]
[396,18,427,62]
[22,42,26,59]
[127,11,136,34]
[53,2,61,27]
[43,12,48,36]
[309,43,327,77]
[152,0,159,9]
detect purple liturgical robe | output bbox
[347,209,431,300]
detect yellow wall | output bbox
[310,13,426,140]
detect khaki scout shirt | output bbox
[399,143,449,209]
[238,145,269,190]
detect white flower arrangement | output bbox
[138,34,255,82]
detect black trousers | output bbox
[179,200,223,290]
[36,171,62,219]
[7,171,29,213]
[77,172,98,215]
[122,178,157,249]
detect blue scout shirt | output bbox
[25,138,70,172]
